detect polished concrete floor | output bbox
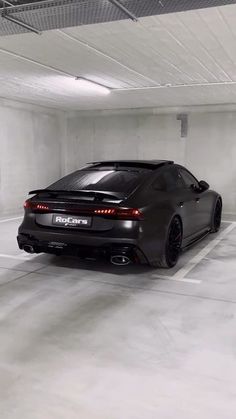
[0,216,236,419]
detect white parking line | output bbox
[152,275,201,284]
[222,220,236,224]
[0,216,234,224]
[0,253,34,261]
[0,217,235,283]
[172,223,236,281]
[0,216,22,224]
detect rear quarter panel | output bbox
[125,188,177,261]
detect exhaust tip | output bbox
[110,255,131,266]
[23,245,35,254]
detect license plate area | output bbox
[52,214,92,228]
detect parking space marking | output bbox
[0,217,235,285]
[172,223,236,281]
[0,253,35,261]
[151,274,201,284]
[222,220,236,224]
[0,216,22,224]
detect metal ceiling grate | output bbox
[0,0,236,36]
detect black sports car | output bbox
[18,160,222,268]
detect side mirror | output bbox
[198,180,209,192]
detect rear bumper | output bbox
[17,211,166,264]
[17,230,147,263]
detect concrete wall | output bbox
[186,112,236,216]
[65,113,185,170]
[0,101,63,216]
[65,111,236,215]
[1,104,235,216]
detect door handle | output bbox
[179,202,184,208]
[195,198,200,204]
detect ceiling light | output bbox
[75,77,111,95]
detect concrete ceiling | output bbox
[0,3,236,111]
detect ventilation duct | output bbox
[0,0,236,36]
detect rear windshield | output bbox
[49,169,147,194]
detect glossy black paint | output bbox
[17,161,222,267]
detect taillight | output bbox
[35,204,49,210]
[94,207,143,220]
[24,200,31,209]
[23,200,143,220]
[24,200,49,211]
[94,208,116,215]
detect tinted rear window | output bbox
[153,167,184,191]
[49,170,146,194]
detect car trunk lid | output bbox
[25,189,142,232]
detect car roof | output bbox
[87,160,174,170]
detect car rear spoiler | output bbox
[28,189,125,201]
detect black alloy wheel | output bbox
[165,216,183,267]
[211,199,222,233]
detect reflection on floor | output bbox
[0,216,236,419]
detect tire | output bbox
[150,216,183,268]
[211,198,222,233]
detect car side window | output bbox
[153,167,184,191]
[179,168,199,189]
